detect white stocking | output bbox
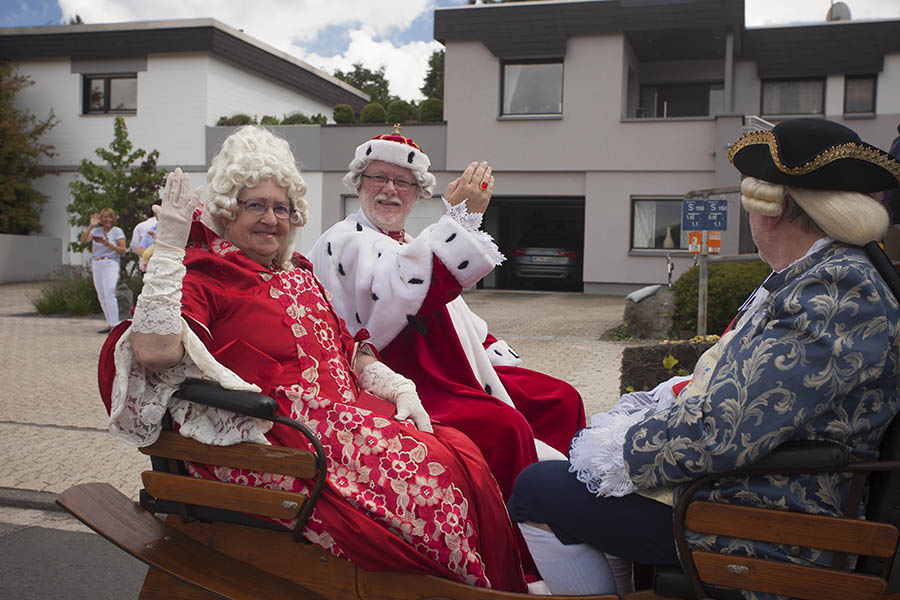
[517,522,616,596]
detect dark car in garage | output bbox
[509,229,582,288]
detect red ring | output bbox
[480,181,488,190]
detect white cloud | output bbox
[745,0,900,27]
[56,0,443,101]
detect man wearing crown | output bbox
[309,132,585,504]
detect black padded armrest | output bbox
[174,378,278,420]
[747,440,850,472]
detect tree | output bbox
[359,102,387,124]
[0,63,58,235]
[333,63,393,107]
[67,116,167,275]
[420,50,444,101]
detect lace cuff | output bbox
[568,410,650,497]
[358,361,415,404]
[441,196,505,266]
[132,244,185,335]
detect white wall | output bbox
[444,37,718,174]
[878,54,900,117]
[206,56,334,126]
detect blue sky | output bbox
[2,0,899,100]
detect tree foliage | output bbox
[67,116,166,275]
[0,63,59,235]
[333,104,356,123]
[419,98,444,122]
[359,102,387,124]
[333,63,393,107]
[420,50,444,101]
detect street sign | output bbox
[682,198,728,232]
[688,231,702,254]
[705,198,728,231]
[682,199,707,232]
[707,231,721,254]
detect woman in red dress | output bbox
[107,126,526,592]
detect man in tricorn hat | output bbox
[505,118,900,596]
[309,132,585,503]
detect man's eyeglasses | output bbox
[237,200,294,220]
[361,173,416,192]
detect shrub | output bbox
[386,100,415,124]
[259,115,280,126]
[672,259,771,335]
[215,114,256,126]
[359,102,387,124]
[419,98,443,122]
[309,113,328,125]
[333,104,355,124]
[281,112,311,125]
[32,274,100,316]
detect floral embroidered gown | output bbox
[102,220,527,592]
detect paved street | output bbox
[0,281,629,598]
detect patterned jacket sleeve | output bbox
[309,214,499,350]
[624,251,897,489]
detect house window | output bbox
[638,82,723,118]
[761,78,824,115]
[501,61,563,116]
[845,75,876,114]
[83,74,137,114]
[631,198,684,250]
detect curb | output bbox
[0,487,66,513]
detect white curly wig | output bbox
[342,158,436,199]
[741,176,889,246]
[201,126,309,269]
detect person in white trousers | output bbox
[80,208,126,333]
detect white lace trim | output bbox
[568,410,643,497]
[441,196,506,266]
[108,321,272,447]
[132,244,186,335]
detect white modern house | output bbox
[0,18,368,281]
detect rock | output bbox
[116,283,134,321]
[625,287,675,339]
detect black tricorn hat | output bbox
[728,118,900,192]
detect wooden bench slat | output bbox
[694,551,886,600]
[687,500,899,558]
[56,482,317,600]
[141,471,304,520]
[140,431,317,479]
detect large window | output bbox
[761,78,824,116]
[845,75,876,115]
[501,60,563,116]
[638,82,723,118]
[631,198,685,250]
[83,74,137,114]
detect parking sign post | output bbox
[682,198,728,335]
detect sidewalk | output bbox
[0,282,628,510]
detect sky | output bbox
[2,0,900,102]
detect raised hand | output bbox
[153,168,202,250]
[445,161,494,214]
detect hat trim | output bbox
[728,130,900,184]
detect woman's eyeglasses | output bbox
[361,173,416,192]
[237,200,293,220]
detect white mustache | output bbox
[375,193,402,206]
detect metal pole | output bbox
[697,236,708,336]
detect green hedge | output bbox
[333,104,355,124]
[419,98,443,122]
[386,100,415,124]
[672,259,771,335]
[359,102,387,124]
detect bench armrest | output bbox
[174,378,278,420]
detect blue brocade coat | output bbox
[625,242,900,570]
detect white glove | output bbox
[152,167,202,251]
[359,362,433,433]
[131,168,201,336]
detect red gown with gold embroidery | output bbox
[113,222,527,591]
